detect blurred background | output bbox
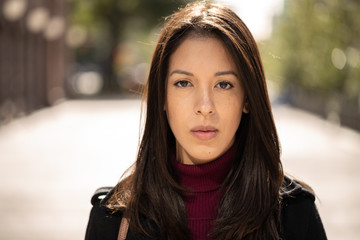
[0,0,359,239]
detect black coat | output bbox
[85,176,327,240]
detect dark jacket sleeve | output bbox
[281,177,327,240]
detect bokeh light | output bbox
[2,0,27,21]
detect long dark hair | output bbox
[108,1,284,239]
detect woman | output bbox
[85,2,327,240]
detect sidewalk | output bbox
[274,105,360,240]
[0,99,359,239]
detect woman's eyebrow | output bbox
[169,70,194,77]
[169,70,238,78]
[214,71,238,78]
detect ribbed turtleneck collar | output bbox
[171,145,235,193]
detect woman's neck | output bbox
[172,144,235,192]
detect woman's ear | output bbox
[243,97,249,113]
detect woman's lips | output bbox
[191,126,218,140]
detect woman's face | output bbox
[165,36,247,165]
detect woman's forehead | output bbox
[168,36,238,74]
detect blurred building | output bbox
[0,0,67,124]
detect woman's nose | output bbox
[194,88,215,116]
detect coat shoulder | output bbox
[85,187,122,240]
[85,186,158,240]
[91,186,114,206]
[281,175,315,201]
[280,176,327,240]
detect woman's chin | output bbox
[182,148,222,165]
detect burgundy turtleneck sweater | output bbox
[171,146,235,240]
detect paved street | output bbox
[0,99,359,240]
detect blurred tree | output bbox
[260,0,360,130]
[261,0,360,98]
[67,0,193,93]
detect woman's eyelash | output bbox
[173,80,233,89]
[174,80,192,88]
[216,81,234,89]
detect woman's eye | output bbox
[216,81,233,90]
[174,80,192,88]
